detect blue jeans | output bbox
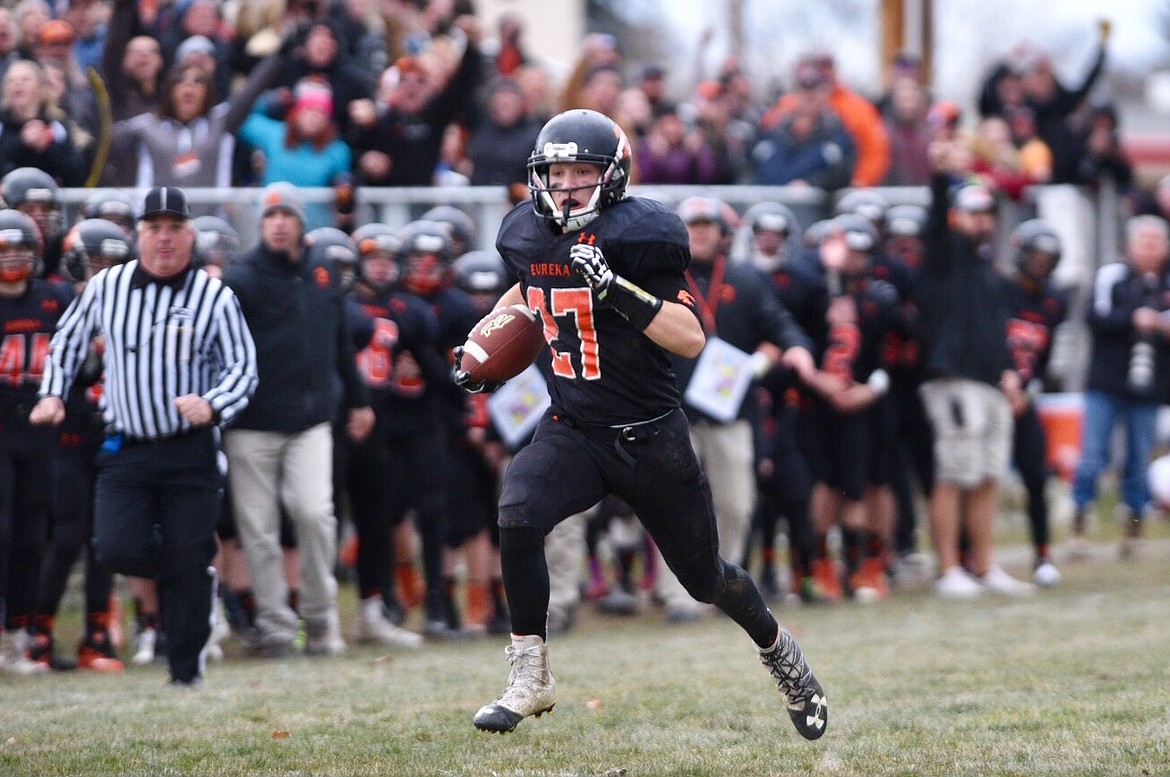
[1072,390,1160,516]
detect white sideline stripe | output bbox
[463,341,490,363]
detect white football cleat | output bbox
[473,634,556,733]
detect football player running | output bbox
[457,109,828,740]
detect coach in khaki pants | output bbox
[653,197,816,621]
[223,183,373,657]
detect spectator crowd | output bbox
[3,0,1170,678]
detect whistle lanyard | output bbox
[685,257,727,335]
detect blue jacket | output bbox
[751,112,856,190]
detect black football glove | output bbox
[569,242,662,331]
[569,243,614,297]
[452,346,502,395]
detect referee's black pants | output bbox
[93,427,220,684]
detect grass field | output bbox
[2,529,1168,777]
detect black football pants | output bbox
[498,408,776,646]
[0,416,54,630]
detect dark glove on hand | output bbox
[569,243,613,297]
[452,346,502,394]
[569,242,662,331]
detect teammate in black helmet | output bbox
[0,168,65,278]
[1003,218,1068,586]
[460,108,828,741]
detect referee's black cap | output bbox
[140,186,191,221]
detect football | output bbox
[459,304,545,384]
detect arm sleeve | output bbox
[753,275,814,352]
[101,0,142,108]
[1087,263,1136,334]
[40,284,99,399]
[336,291,371,410]
[223,50,289,135]
[203,288,259,424]
[846,100,891,187]
[922,171,953,276]
[1058,44,1106,115]
[421,37,482,129]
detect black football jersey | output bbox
[1000,276,1068,386]
[349,287,440,395]
[497,198,697,425]
[0,279,72,414]
[818,277,900,385]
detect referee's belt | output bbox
[114,427,206,447]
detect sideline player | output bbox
[457,109,827,740]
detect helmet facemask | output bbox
[0,245,36,283]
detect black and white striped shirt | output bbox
[40,260,258,440]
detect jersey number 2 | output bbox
[526,287,600,380]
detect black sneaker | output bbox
[758,628,827,740]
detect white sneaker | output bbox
[133,626,158,666]
[933,566,983,599]
[979,564,1036,597]
[205,598,230,662]
[891,553,933,592]
[305,611,347,656]
[1032,559,1062,588]
[356,597,423,648]
[0,629,49,675]
[473,634,557,733]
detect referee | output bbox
[30,186,258,686]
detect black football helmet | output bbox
[0,208,42,283]
[306,226,358,291]
[1011,218,1062,283]
[744,201,800,238]
[352,222,401,291]
[192,215,241,271]
[420,205,477,254]
[834,212,879,253]
[527,109,632,231]
[353,223,401,258]
[80,190,137,237]
[884,204,928,238]
[62,218,133,281]
[742,201,800,272]
[883,204,928,269]
[398,219,454,295]
[453,250,508,296]
[802,218,837,249]
[677,195,731,235]
[834,189,889,228]
[0,167,64,241]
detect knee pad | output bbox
[497,502,543,531]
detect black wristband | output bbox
[602,275,662,331]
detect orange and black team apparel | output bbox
[0,211,72,671]
[462,109,827,741]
